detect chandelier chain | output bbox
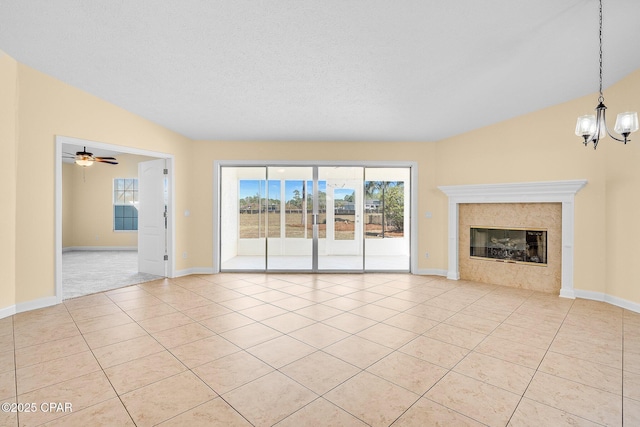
[598,0,604,102]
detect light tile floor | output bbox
[1,274,639,426]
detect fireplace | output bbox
[470,227,547,265]
[438,180,587,297]
[457,204,560,291]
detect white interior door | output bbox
[138,159,167,276]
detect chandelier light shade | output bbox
[575,115,598,139]
[614,112,640,136]
[575,0,638,149]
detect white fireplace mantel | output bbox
[438,180,587,299]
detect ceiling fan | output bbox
[64,146,118,167]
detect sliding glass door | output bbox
[364,167,411,271]
[266,166,314,270]
[220,167,267,270]
[219,164,410,272]
[317,166,364,271]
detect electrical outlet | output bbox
[182,252,188,259]
[425,252,429,259]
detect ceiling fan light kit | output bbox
[66,146,119,167]
[575,0,639,150]
[75,155,94,167]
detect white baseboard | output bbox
[173,267,216,278]
[574,289,640,313]
[0,295,61,319]
[16,295,61,313]
[606,294,640,313]
[3,267,200,317]
[413,268,448,277]
[63,246,137,252]
[0,296,62,319]
[0,304,16,320]
[573,289,605,302]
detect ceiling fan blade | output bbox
[96,159,119,165]
[95,156,117,160]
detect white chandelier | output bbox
[575,0,638,149]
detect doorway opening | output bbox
[55,136,175,301]
[215,162,416,273]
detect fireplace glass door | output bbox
[470,227,547,265]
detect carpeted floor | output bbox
[62,250,163,299]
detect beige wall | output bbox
[13,62,192,304]
[2,49,640,314]
[0,52,18,310]
[63,153,155,248]
[604,69,640,304]
[434,69,640,301]
[434,101,607,296]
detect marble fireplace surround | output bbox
[438,180,587,299]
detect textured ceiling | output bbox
[2,0,640,142]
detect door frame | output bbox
[213,160,418,273]
[55,135,175,303]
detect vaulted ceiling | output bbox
[2,0,640,142]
